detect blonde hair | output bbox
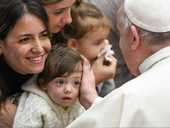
[60,1,111,40]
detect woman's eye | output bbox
[40,33,49,38]
[54,10,63,15]
[74,81,80,86]
[57,80,64,85]
[18,38,30,43]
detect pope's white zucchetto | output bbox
[124,0,170,32]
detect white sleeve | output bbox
[91,97,103,106]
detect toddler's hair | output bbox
[57,1,111,43]
[37,43,83,86]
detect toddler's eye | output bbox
[74,81,80,86]
[57,80,64,85]
[96,41,102,45]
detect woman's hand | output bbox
[0,95,19,128]
[79,55,99,109]
[92,54,117,85]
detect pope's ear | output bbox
[67,38,78,51]
[131,25,140,50]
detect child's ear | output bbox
[41,85,47,91]
[67,38,78,51]
[38,78,47,91]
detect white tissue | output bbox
[97,44,114,62]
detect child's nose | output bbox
[104,39,109,46]
[101,39,109,50]
[64,85,72,93]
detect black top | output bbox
[0,56,33,96]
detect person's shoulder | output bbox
[112,76,148,98]
[19,91,51,111]
[14,92,55,127]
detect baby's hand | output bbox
[93,53,117,85]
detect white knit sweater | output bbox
[13,76,85,128]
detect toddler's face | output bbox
[42,68,82,110]
[76,27,110,63]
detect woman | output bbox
[0,0,51,127]
[39,0,74,34]
[38,0,75,45]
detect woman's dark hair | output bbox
[39,0,62,6]
[37,43,83,86]
[0,0,50,41]
[0,0,50,102]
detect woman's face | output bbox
[0,13,51,74]
[43,0,76,33]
